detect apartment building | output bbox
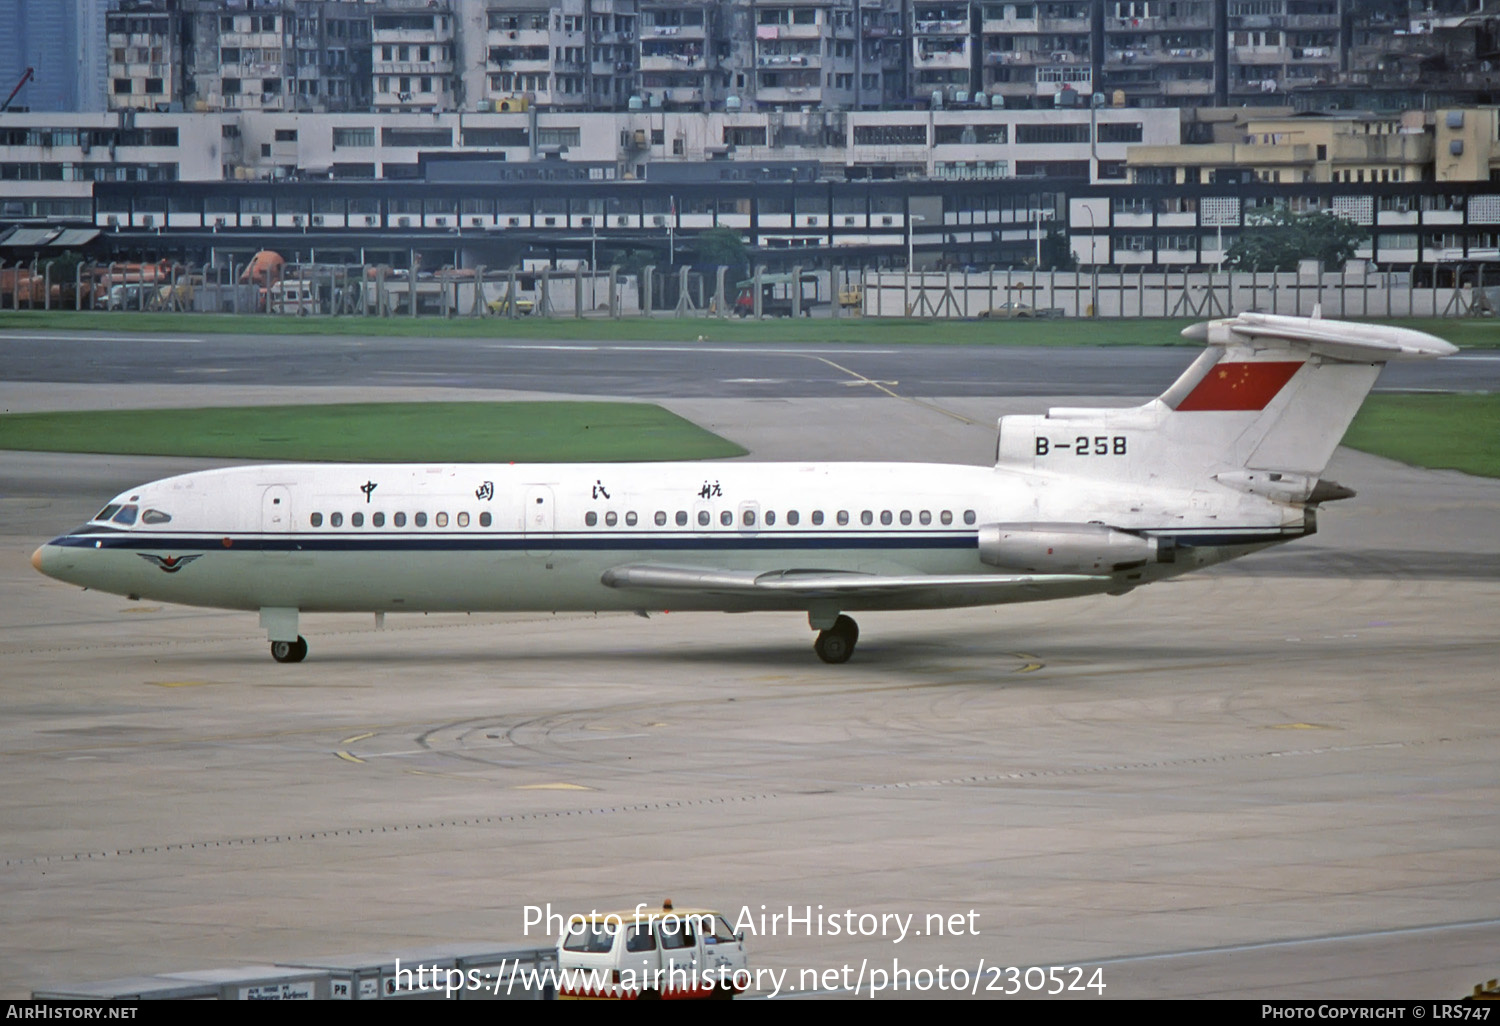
[371,0,459,112]
[106,0,185,111]
[184,0,372,113]
[1126,107,1500,185]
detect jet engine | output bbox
[977,522,1166,574]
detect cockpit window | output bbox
[111,505,139,526]
[141,509,172,525]
[94,504,122,522]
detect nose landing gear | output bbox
[271,636,308,663]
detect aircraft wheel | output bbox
[271,636,308,663]
[813,615,858,664]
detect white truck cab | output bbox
[556,900,748,1000]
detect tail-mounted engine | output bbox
[977,522,1170,575]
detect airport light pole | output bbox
[907,214,926,270]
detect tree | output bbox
[1225,208,1367,272]
[692,227,748,272]
[1037,226,1077,272]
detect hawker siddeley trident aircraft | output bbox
[32,312,1455,665]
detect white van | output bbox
[268,280,319,315]
[556,902,748,1000]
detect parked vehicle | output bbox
[556,901,747,1000]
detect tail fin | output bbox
[996,312,1456,501]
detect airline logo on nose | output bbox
[138,554,203,573]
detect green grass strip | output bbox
[0,402,747,463]
[4,309,1497,348]
[1343,395,1500,478]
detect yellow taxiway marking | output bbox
[1011,652,1045,673]
[514,783,594,791]
[403,769,483,781]
[119,607,163,614]
[335,750,365,764]
[340,732,376,745]
[148,680,214,688]
[1269,723,1329,730]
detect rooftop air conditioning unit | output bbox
[470,216,484,227]
[291,214,304,226]
[311,214,324,226]
[364,215,377,226]
[433,216,448,226]
[397,215,411,227]
[249,214,262,226]
[508,216,521,226]
[141,214,154,228]
[579,216,592,226]
[544,216,556,226]
[651,214,666,226]
[617,215,629,226]
[106,215,120,227]
[213,216,227,227]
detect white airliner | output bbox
[32,312,1455,665]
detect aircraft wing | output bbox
[600,564,1107,603]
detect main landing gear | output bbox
[271,636,308,663]
[812,614,859,665]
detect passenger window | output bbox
[414,512,428,528]
[585,512,598,527]
[765,510,776,526]
[787,510,799,526]
[941,510,953,525]
[743,509,756,527]
[919,510,931,525]
[812,510,824,526]
[964,510,977,525]
[698,510,710,526]
[836,510,848,526]
[720,510,732,526]
[655,511,667,526]
[112,505,139,525]
[479,512,492,527]
[330,512,343,527]
[676,510,688,526]
[436,512,449,528]
[861,510,873,526]
[605,511,618,526]
[141,509,171,525]
[458,512,470,527]
[900,510,912,526]
[625,511,638,526]
[394,512,407,527]
[310,512,323,528]
[351,512,364,528]
[880,510,892,526]
[373,512,386,527]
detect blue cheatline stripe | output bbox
[52,532,983,554]
[48,526,1298,554]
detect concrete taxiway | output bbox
[1,344,1497,1000]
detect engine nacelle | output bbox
[977,522,1163,574]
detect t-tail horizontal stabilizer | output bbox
[996,312,1457,491]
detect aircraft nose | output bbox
[31,545,44,573]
